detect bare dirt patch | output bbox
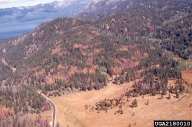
[118,45,129,51]
[173,56,181,61]
[51,82,192,127]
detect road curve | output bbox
[37,91,56,127]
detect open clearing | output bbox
[182,69,192,85]
[51,81,192,127]
[27,110,52,124]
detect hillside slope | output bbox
[1,0,192,126]
[0,0,191,96]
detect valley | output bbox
[51,80,192,127]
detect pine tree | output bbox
[114,76,119,85]
[146,100,149,105]
[125,73,130,82]
[120,75,124,84]
[135,99,137,107]
[132,99,137,107]
[17,121,21,127]
[186,88,189,93]
[168,93,171,99]
[176,92,179,98]
[14,104,18,114]
[56,122,60,127]
[131,100,135,107]
[22,119,26,127]
[152,90,156,96]
[161,93,163,99]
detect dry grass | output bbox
[182,69,192,85]
[51,82,192,127]
[27,110,52,126]
[182,69,192,94]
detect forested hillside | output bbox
[78,0,192,59]
[0,0,191,94]
[0,0,191,125]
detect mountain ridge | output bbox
[76,0,150,20]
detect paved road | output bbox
[38,91,56,127]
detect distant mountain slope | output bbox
[0,0,92,39]
[76,0,150,19]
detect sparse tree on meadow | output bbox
[132,99,137,107]
[168,93,171,99]
[56,122,60,127]
[176,92,179,98]
[146,100,149,105]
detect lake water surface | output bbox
[0,19,49,39]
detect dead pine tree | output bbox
[145,100,149,105]
[132,112,135,116]
[190,103,192,107]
